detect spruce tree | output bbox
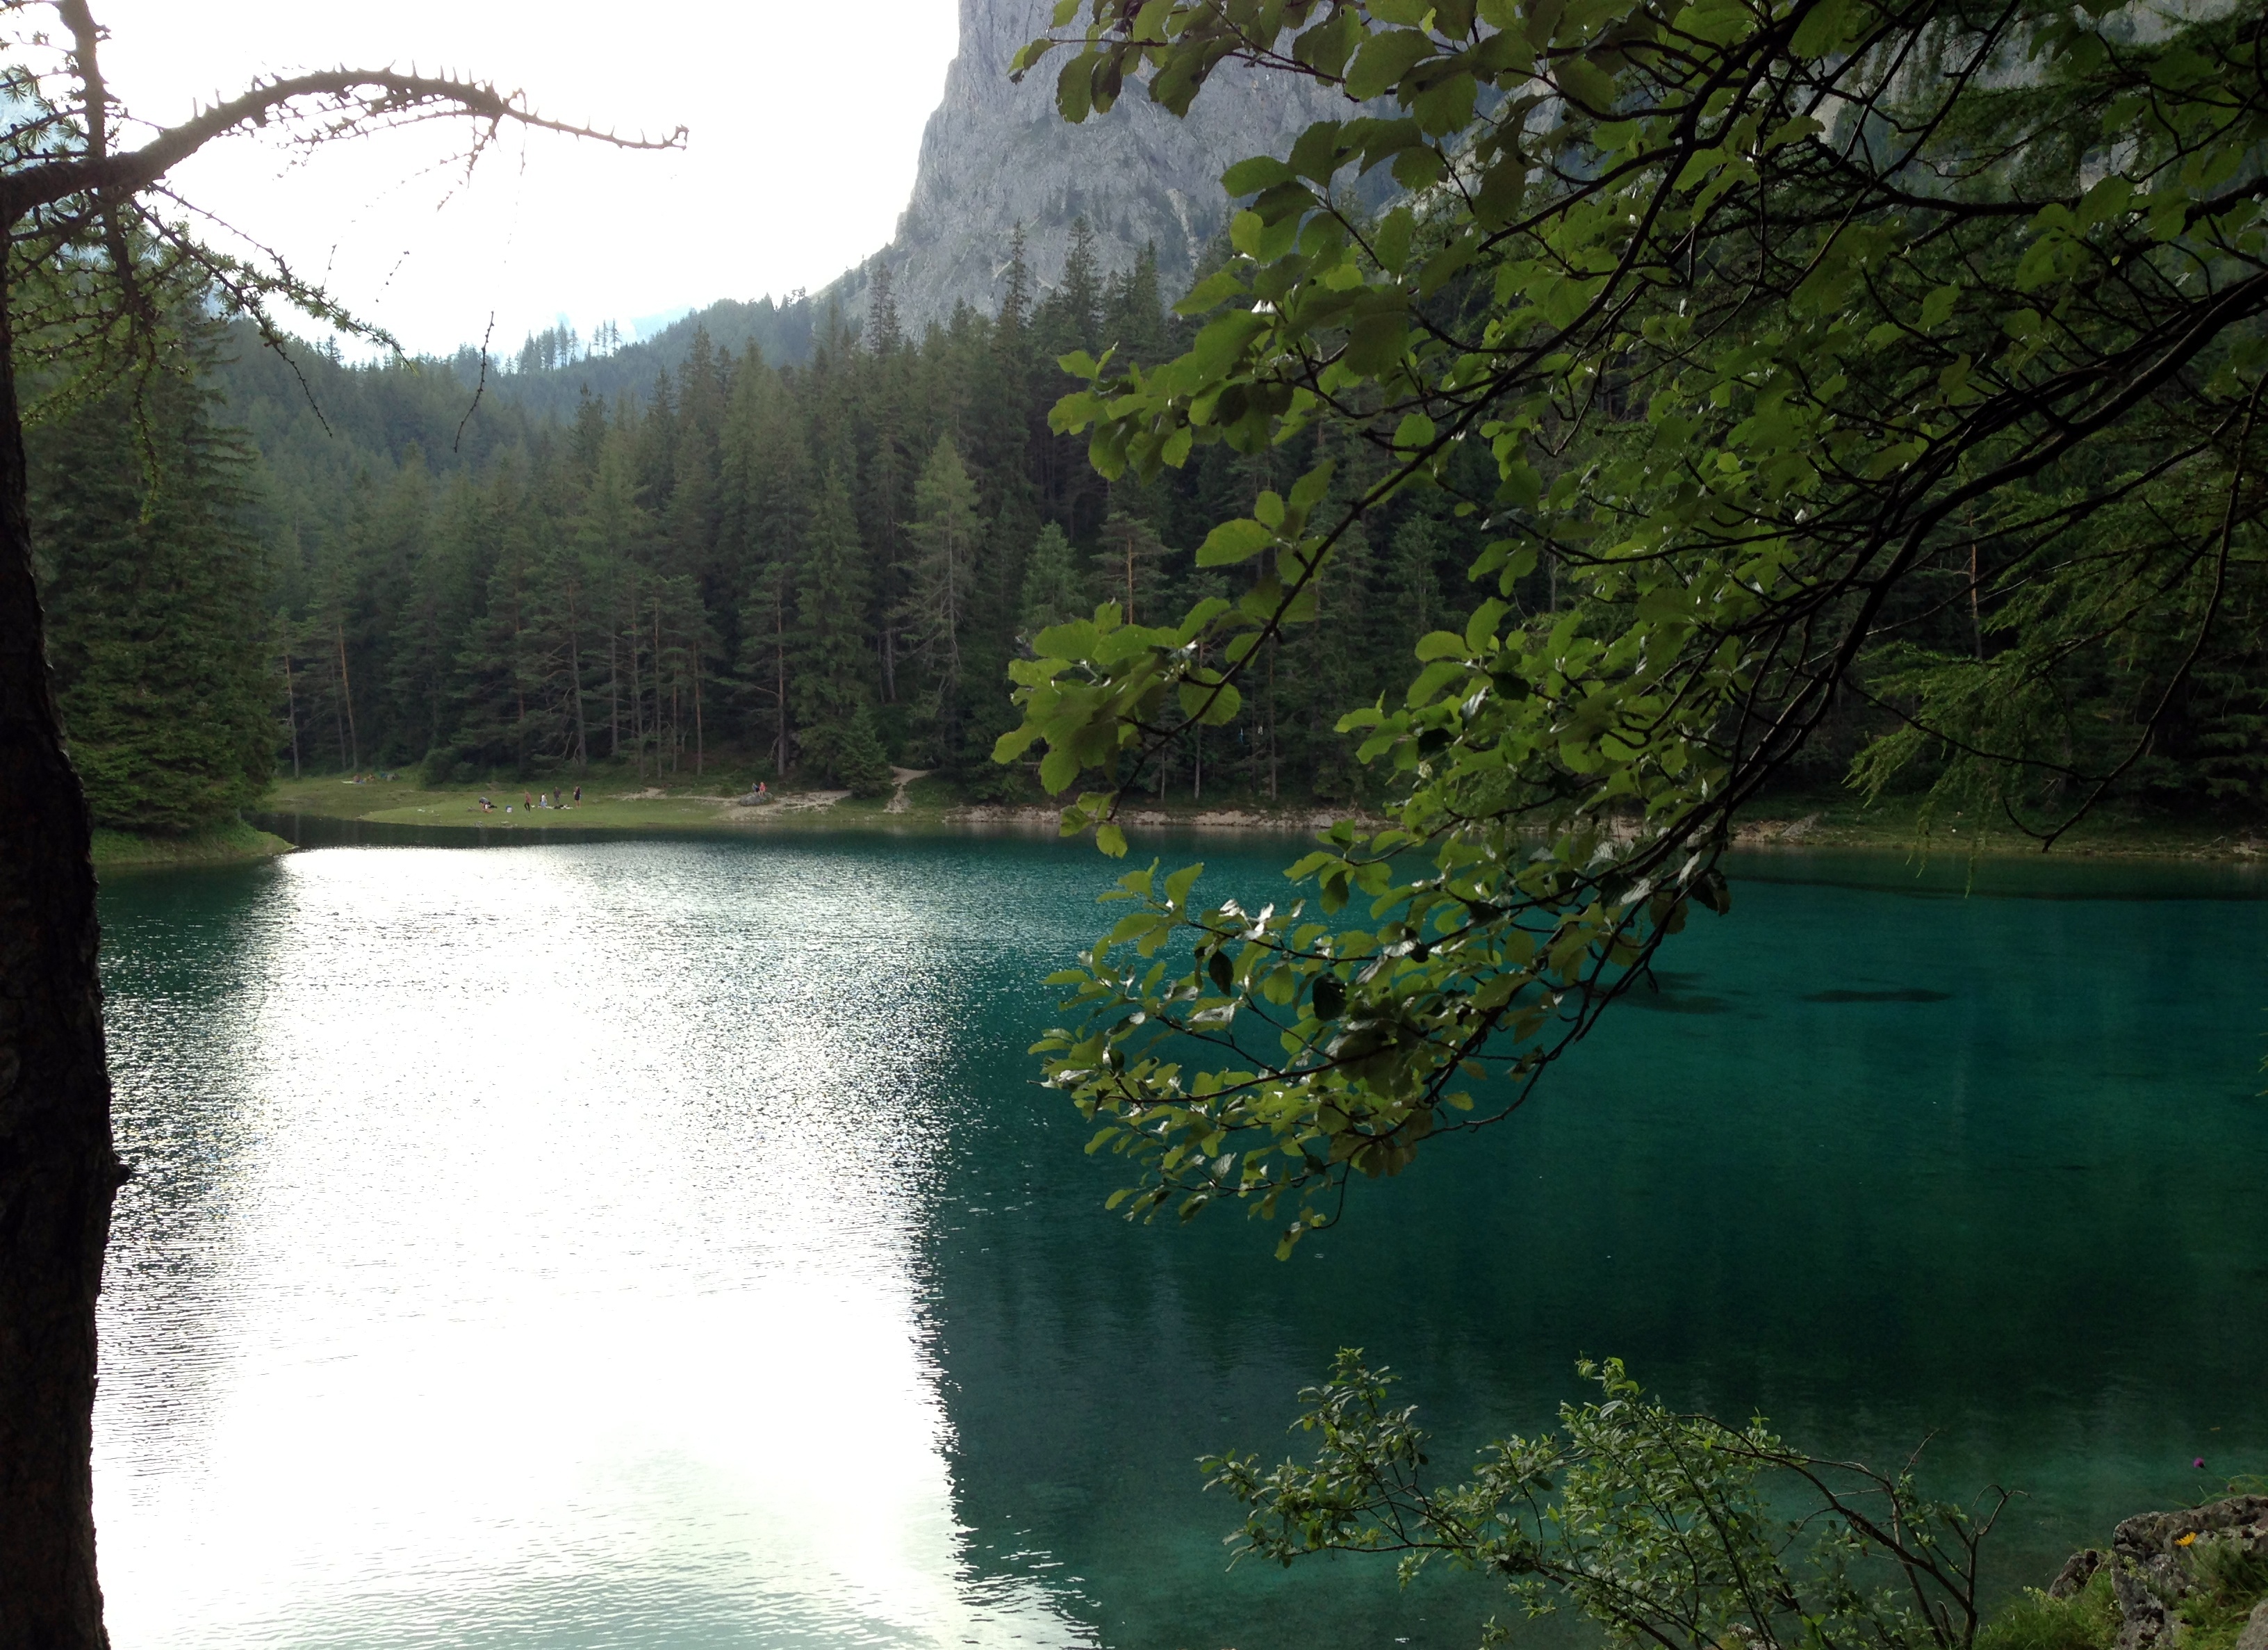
[31,367,273,832]
[793,466,889,794]
[898,434,983,755]
[1018,523,1084,635]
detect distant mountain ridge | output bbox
[447,296,823,423]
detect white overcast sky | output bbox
[90,2,964,357]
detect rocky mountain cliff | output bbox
[475,0,1338,399]
[844,0,1349,329]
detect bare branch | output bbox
[2,55,684,224]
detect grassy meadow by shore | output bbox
[92,820,295,870]
[243,767,2268,863]
[256,769,977,835]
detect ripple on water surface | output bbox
[93,835,2268,1650]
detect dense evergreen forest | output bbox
[38,224,1504,822]
[28,223,2268,831]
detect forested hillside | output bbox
[32,225,2268,831]
[208,225,1493,806]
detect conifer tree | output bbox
[391,471,482,765]
[29,366,272,831]
[898,434,983,753]
[577,434,657,773]
[1018,523,1084,636]
[1096,507,1174,623]
[792,466,889,794]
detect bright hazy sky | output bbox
[92,2,965,357]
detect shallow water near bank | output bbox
[92,835,2268,1649]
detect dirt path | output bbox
[885,767,931,815]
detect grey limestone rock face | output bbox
[865,0,1349,330]
[2048,1494,2268,1650]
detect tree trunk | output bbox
[329,626,347,770]
[774,586,787,776]
[654,600,668,776]
[627,598,645,781]
[334,620,359,774]
[566,581,589,774]
[282,644,301,780]
[0,273,123,1650]
[509,593,524,767]
[1265,637,1279,803]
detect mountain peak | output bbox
[864,0,1345,329]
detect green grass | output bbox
[255,768,1317,838]
[1736,783,2268,860]
[92,819,293,869]
[251,767,2268,860]
[1978,1573,2121,1650]
[1969,1537,2268,1650]
[2182,1535,2268,1650]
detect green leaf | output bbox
[1391,144,1449,190]
[1294,9,1361,75]
[1465,597,1508,654]
[1290,459,1338,509]
[1190,309,1269,377]
[1055,54,1094,123]
[1289,120,1349,183]
[1040,744,1082,794]
[1554,54,1617,113]
[1343,310,1410,375]
[1499,459,1542,508]
[1096,822,1129,858]
[1406,658,1468,705]
[1199,518,1276,566]
[1347,28,1437,100]
[1197,681,1244,725]
[1373,206,1415,273]
[1223,155,1298,195]
[2077,174,2133,230]
[1176,269,1247,316]
[1789,0,1853,56]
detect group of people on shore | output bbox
[475,786,582,815]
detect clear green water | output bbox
[92,835,2268,1649]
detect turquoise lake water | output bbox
[91,834,2268,1649]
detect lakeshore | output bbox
[92,820,295,869]
[245,768,2268,864]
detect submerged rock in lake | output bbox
[2047,1494,2268,1650]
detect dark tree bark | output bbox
[0,261,124,1650]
